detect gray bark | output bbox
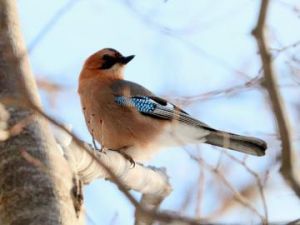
[0,1,84,224]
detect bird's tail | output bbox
[205,130,267,156]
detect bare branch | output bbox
[224,153,268,221]
[61,140,172,195]
[191,155,266,223]
[252,0,300,197]
[168,76,262,105]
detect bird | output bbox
[78,48,267,163]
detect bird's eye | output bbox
[100,54,116,70]
[102,54,111,60]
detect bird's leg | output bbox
[99,119,105,153]
[92,136,99,151]
[91,128,100,151]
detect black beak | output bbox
[119,55,135,65]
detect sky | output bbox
[17,0,300,224]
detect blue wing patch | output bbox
[115,95,212,128]
[115,96,156,113]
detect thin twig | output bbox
[191,155,266,223]
[167,75,263,105]
[224,153,268,222]
[195,164,205,218]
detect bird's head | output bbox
[82,48,135,79]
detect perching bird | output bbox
[78,48,267,162]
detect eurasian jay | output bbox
[78,48,267,162]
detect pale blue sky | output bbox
[18,0,300,224]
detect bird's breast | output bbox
[79,80,165,150]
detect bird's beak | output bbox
[119,55,135,65]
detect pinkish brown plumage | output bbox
[78,49,168,160]
[78,48,267,162]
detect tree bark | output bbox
[0,1,83,224]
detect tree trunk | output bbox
[0,1,84,224]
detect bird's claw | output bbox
[118,151,136,168]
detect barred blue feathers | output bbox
[115,96,156,113]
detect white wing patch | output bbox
[146,97,175,109]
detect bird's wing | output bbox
[111,80,213,130]
[111,80,154,96]
[111,80,267,157]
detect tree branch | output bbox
[56,135,171,225]
[0,0,84,224]
[252,0,300,197]
[61,139,172,196]
[28,101,208,225]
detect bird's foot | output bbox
[117,151,136,168]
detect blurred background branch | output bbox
[252,0,300,198]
